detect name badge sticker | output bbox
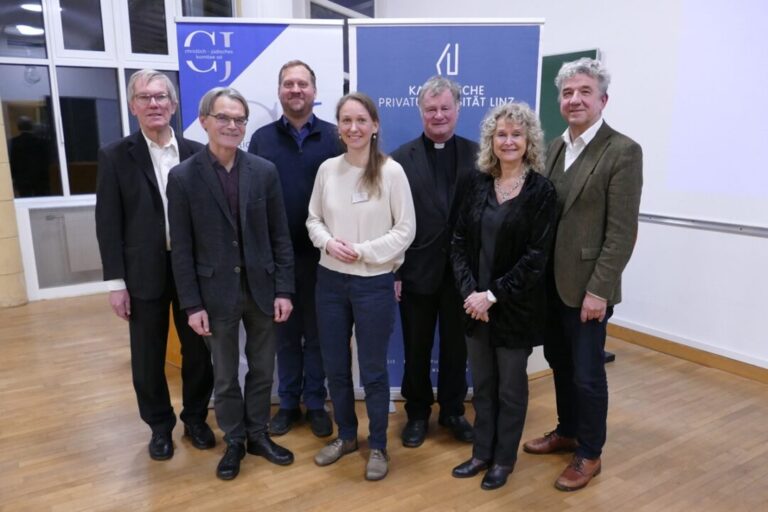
[352,190,369,204]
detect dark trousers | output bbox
[206,281,276,445]
[543,290,613,460]
[274,255,326,410]
[467,324,530,466]
[128,256,213,434]
[399,275,468,420]
[316,267,394,450]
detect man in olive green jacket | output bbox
[523,58,643,492]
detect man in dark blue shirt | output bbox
[248,60,342,438]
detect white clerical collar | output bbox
[434,142,445,149]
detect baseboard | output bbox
[608,324,768,385]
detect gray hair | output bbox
[127,69,178,104]
[417,75,461,110]
[198,87,249,119]
[555,58,611,97]
[476,102,544,178]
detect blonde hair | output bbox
[476,102,544,178]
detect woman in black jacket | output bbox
[450,102,556,490]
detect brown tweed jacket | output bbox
[543,122,643,307]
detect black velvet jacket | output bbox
[451,171,557,349]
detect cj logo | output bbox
[436,43,459,76]
[183,30,233,82]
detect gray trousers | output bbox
[206,283,275,445]
[467,324,530,466]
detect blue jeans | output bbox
[544,290,614,460]
[274,255,327,410]
[315,266,395,450]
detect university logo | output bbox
[436,43,459,76]
[183,30,234,82]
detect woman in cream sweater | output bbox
[306,92,415,481]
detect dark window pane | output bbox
[0,64,62,197]
[56,67,121,194]
[311,3,347,19]
[60,0,105,51]
[128,0,168,54]
[124,69,182,135]
[181,0,232,17]
[328,0,374,17]
[0,0,47,58]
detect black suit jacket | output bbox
[167,149,294,318]
[95,131,203,300]
[391,135,479,294]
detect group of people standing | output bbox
[95,56,642,492]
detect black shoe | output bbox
[184,422,216,449]
[269,408,302,436]
[247,432,294,466]
[401,419,428,448]
[452,457,490,478]
[306,408,333,438]
[439,415,474,443]
[217,443,245,480]
[148,432,173,461]
[481,463,514,490]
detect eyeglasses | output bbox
[134,93,171,106]
[207,113,248,127]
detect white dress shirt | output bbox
[562,118,604,172]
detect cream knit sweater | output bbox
[306,154,416,277]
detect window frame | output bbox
[47,0,117,60]
[0,0,187,300]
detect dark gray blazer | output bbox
[543,122,643,307]
[167,148,294,317]
[391,134,479,294]
[95,131,203,300]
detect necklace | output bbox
[494,169,528,202]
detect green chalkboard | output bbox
[540,49,599,145]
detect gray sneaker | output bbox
[314,437,358,466]
[365,448,389,481]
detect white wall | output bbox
[378,0,768,367]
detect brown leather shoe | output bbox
[523,431,577,454]
[554,456,601,491]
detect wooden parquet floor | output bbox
[1,294,767,511]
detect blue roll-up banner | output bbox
[176,19,344,146]
[349,19,544,390]
[175,19,344,397]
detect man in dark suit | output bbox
[95,70,214,461]
[247,60,341,438]
[167,87,295,481]
[522,58,643,491]
[391,76,477,448]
